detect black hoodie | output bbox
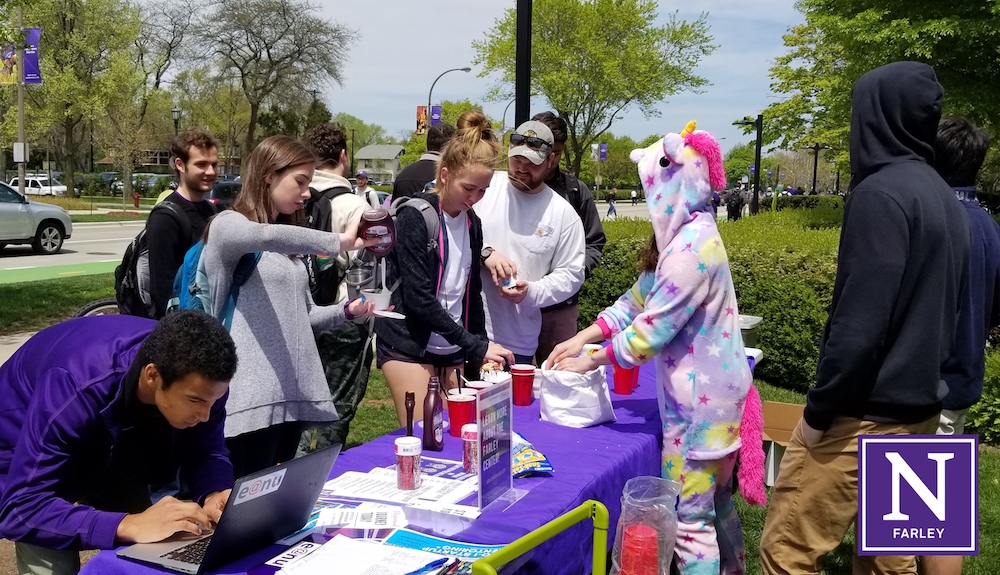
[803,62,970,431]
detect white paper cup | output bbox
[465,380,494,391]
[447,388,479,397]
[360,288,391,310]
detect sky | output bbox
[310,1,804,154]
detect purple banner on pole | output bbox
[23,28,41,85]
[599,143,607,162]
[430,105,442,126]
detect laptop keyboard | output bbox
[161,535,213,564]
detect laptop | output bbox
[118,444,341,574]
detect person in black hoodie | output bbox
[759,62,970,574]
[376,110,515,427]
[147,129,220,319]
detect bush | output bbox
[720,211,840,391]
[578,218,652,330]
[967,350,1000,445]
[758,194,845,212]
[579,211,841,392]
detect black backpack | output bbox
[305,185,357,306]
[114,201,190,318]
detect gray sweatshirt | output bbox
[205,210,347,438]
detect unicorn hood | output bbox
[630,120,726,251]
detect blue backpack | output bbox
[166,241,261,329]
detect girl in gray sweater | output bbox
[203,136,376,477]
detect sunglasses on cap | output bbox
[510,133,551,150]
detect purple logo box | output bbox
[858,435,978,555]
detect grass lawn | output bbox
[1,276,994,573]
[71,212,147,223]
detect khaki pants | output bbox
[759,415,938,575]
[536,304,580,366]
[15,541,80,575]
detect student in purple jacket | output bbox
[0,311,238,575]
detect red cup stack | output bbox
[619,523,660,575]
[612,365,639,395]
[510,364,535,406]
[446,394,476,437]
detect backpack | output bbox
[166,241,261,330]
[305,185,356,306]
[388,196,440,253]
[114,201,190,318]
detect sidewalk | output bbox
[0,332,33,364]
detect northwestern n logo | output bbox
[858,436,978,555]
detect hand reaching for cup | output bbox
[484,250,518,287]
[499,279,529,304]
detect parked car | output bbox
[0,182,73,254]
[8,176,78,197]
[111,172,174,195]
[206,180,241,209]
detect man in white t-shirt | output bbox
[354,170,380,209]
[478,120,586,363]
[630,188,638,205]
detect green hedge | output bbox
[720,211,841,391]
[968,350,1000,444]
[578,210,842,393]
[758,194,845,212]
[578,218,652,330]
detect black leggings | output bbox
[226,421,306,479]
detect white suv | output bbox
[8,176,71,196]
[0,183,73,253]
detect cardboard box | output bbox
[761,401,804,486]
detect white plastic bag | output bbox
[539,363,616,428]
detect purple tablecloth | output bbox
[82,363,662,575]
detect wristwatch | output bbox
[480,246,494,262]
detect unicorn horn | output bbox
[679,120,697,138]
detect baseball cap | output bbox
[508,121,554,165]
[357,170,368,178]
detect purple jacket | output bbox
[0,316,233,550]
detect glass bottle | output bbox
[405,391,416,437]
[422,376,444,451]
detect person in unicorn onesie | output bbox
[549,120,764,575]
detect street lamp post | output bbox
[501,97,516,132]
[733,114,763,214]
[350,128,355,174]
[171,107,181,136]
[803,143,830,194]
[427,67,472,127]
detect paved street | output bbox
[0,220,142,283]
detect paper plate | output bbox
[374,310,405,319]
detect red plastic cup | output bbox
[612,365,638,395]
[446,394,476,437]
[510,363,535,406]
[620,524,659,575]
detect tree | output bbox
[473,0,716,175]
[203,0,356,166]
[330,113,389,171]
[173,68,251,176]
[396,99,493,168]
[762,1,1000,153]
[12,0,141,191]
